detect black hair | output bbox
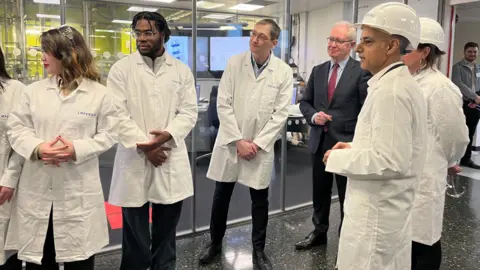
[392,35,410,55]
[418,43,445,69]
[0,47,11,92]
[131,12,171,43]
[464,42,479,51]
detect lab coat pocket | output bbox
[62,217,86,254]
[82,177,105,211]
[259,85,279,113]
[0,218,7,256]
[259,161,274,189]
[70,114,97,137]
[208,145,237,182]
[344,192,370,239]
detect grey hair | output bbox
[391,34,410,55]
[333,21,357,41]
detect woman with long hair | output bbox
[0,47,26,270]
[403,17,469,269]
[6,25,118,270]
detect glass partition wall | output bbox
[0,0,376,251]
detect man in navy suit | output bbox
[296,21,371,250]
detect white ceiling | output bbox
[456,1,480,22]
[100,0,342,17]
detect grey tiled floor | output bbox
[93,174,480,270]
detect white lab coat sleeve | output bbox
[7,88,45,160]
[72,92,119,164]
[107,64,149,148]
[253,70,293,152]
[326,89,414,180]
[217,59,244,145]
[164,70,198,148]
[430,84,469,167]
[0,152,25,189]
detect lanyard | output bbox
[379,63,404,80]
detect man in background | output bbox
[296,21,371,250]
[452,42,480,169]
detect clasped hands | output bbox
[236,140,258,161]
[39,136,76,167]
[136,130,172,167]
[323,142,351,164]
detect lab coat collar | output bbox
[413,67,437,82]
[45,76,92,92]
[134,51,174,67]
[367,61,404,88]
[243,51,275,81]
[244,51,275,71]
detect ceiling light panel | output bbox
[33,0,60,4]
[203,14,235,20]
[229,4,264,11]
[36,14,61,19]
[143,0,176,3]
[127,6,158,12]
[112,19,132,24]
[197,1,225,9]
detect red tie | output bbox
[324,63,338,133]
[328,63,339,103]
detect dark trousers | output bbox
[210,181,269,251]
[312,132,347,236]
[462,101,480,162]
[25,210,95,270]
[0,254,22,270]
[412,240,442,270]
[120,201,183,270]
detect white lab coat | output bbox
[0,79,25,265]
[326,63,428,270]
[107,51,197,207]
[206,51,293,190]
[411,68,469,246]
[6,77,118,264]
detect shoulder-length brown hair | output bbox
[41,25,100,88]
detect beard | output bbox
[137,41,163,59]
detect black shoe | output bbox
[198,242,222,265]
[252,250,272,270]
[294,232,327,250]
[460,159,480,169]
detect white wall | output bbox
[296,2,345,81]
[409,0,439,20]
[453,21,480,63]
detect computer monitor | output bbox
[165,36,189,65]
[166,36,210,73]
[209,36,250,71]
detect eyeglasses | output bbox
[327,37,352,45]
[250,31,272,42]
[132,30,157,39]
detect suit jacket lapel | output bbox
[322,62,330,106]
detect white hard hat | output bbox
[419,17,446,51]
[355,2,421,49]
